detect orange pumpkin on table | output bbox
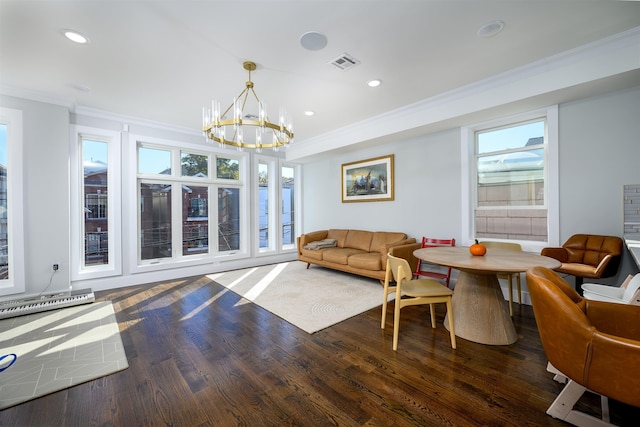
[469,240,487,256]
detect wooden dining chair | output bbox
[382,254,456,350]
[480,241,522,316]
[414,237,456,288]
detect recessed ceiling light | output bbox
[477,20,505,38]
[367,79,382,88]
[304,110,315,116]
[299,31,328,51]
[64,30,90,44]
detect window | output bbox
[134,136,248,268]
[0,108,25,296]
[258,160,271,251]
[254,156,300,255]
[281,165,296,250]
[71,126,122,279]
[462,107,559,251]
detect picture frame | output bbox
[341,154,394,203]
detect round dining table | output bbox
[413,246,561,345]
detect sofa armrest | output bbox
[541,247,568,263]
[388,241,421,274]
[298,230,328,255]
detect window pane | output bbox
[216,157,239,180]
[258,162,269,249]
[477,121,544,154]
[282,166,295,247]
[139,147,171,175]
[83,140,109,266]
[0,124,8,279]
[140,183,172,259]
[475,120,546,242]
[181,152,208,178]
[183,186,208,255]
[218,187,240,252]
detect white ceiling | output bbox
[1,1,640,161]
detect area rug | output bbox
[208,261,390,334]
[0,301,128,410]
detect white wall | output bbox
[302,86,640,293]
[1,95,71,296]
[557,85,640,282]
[303,128,461,240]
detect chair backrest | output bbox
[387,254,412,285]
[480,241,522,252]
[563,234,622,270]
[421,237,455,249]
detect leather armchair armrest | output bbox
[541,247,568,263]
[592,253,614,277]
[586,300,640,341]
[588,332,640,407]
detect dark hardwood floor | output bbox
[1,269,638,426]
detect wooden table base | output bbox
[444,271,518,345]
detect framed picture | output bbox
[341,154,394,202]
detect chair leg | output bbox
[381,286,395,329]
[445,299,456,349]
[429,303,436,328]
[546,363,613,426]
[507,276,514,317]
[575,276,584,295]
[547,379,613,427]
[516,273,522,305]
[381,291,388,329]
[392,298,402,351]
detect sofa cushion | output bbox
[322,248,365,265]
[327,229,349,248]
[348,252,382,271]
[344,230,373,252]
[299,247,326,261]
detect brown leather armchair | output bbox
[541,234,623,291]
[526,266,640,425]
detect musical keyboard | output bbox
[0,288,95,319]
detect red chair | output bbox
[414,237,455,288]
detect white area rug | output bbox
[0,301,128,410]
[209,262,388,334]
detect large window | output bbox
[71,126,122,280]
[281,164,296,250]
[254,156,299,255]
[0,108,25,296]
[462,107,559,251]
[135,137,248,268]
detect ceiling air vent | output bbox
[329,53,360,71]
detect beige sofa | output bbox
[297,229,419,281]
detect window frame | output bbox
[70,125,122,280]
[129,134,250,274]
[0,107,25,296]
[253,156,301,256]
[461,106,559,253]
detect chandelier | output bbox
[202,61,293,152]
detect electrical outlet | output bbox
[53,264,59,271]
